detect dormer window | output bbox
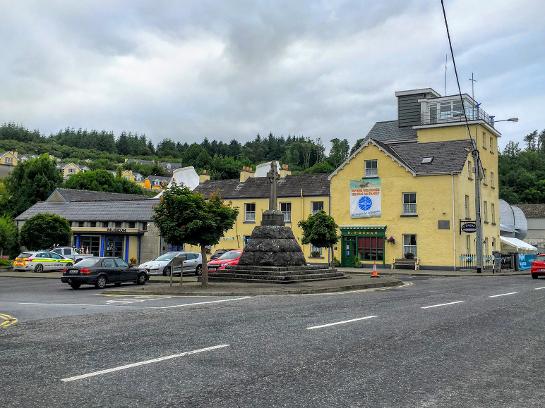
[421,157,434,164]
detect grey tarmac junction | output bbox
[1,274,544,407]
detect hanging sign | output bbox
[460,220,477,234]
[350,179,381,218]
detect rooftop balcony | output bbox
[419,95,495,128]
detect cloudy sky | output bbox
[1,0,544,150]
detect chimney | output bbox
[395,88,440,128]
[240,166,254,182]
[199,170,210,184]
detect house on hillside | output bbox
[0,151,18,166]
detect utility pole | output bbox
[472,139,483,273]
[469,72,477,100]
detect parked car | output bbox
[13,251,74,272]
[210,248,237,260]
[531,254,545,279]
[138,252,202,276]
[207,250,243,272]
[51,247,95,263]
[61,257,148,289]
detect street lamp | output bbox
[494,117,519,123]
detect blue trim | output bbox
[137,235,142,264]
[75,235,81,249]
[99,236,105,257]
[125,236,129,262]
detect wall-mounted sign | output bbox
[460,220,477,234]
[107,227,127,233]
[350,179,381,218]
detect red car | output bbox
[207,250,242,272]
[531,254,545,279]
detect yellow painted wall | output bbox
[0,151,18,166]
[128,236,140,264]
[186,195,330,263]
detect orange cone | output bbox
[371,261,379,278]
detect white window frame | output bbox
[464,195,470,219]
[244,203,256,223]
[365,160,378,177]
[280,202,292,223]
[311,201,324,215]
[402,192,417,215]
[483,201,488,223]
[310,244,323,258]
[402,234,417,258]
[491,203,496,224]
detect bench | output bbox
[392,258,420,270]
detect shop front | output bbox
[340,226,386,267]
[72,227,144,264]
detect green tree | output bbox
[4,155,62,217]
[20,213,71,250]
[298,211,339,266]
[153,185,238,286]
[328,138,350,168]
[64,169,145,195]
[0,216,18,257]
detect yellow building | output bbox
[194,168,331,262]
[60,162,84,179]
[0,151,18,166]
[330,88,500,269]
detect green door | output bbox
[341,236,357,267]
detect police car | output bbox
[12,251,74,273]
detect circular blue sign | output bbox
[358,196,372,211]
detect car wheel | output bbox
[70,282,81,289]
[95,275,107,289]
[532,273,539,279]
[163,266,171,276]
[195,265,202,276]
[34,264,44,273]
[136,273,147,285]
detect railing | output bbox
[459,254,495,269]
[421,101,494,128]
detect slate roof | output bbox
[194,174,330,199]
[51,188,149,202]
[364,120,417,143]
[15,200,159,222]
[515,204,545,219]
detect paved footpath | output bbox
[1,275,545,407]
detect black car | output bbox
[61,257,148,289]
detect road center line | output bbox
[306,315,377,330]
[145,297,251,309]
[60,344,229,382]
[19,302,112,307]
[488,292,518,298]
[534,287,545,290]
[420,301,464,309]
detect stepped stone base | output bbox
[208,264,345,284]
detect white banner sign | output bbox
[350,179,381,218]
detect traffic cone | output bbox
[371,262,379,278]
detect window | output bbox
[310,244,323,258]
[128,221,136,229]
[482,132,487,149]
[421,157,434,164]
[102,259,116,268]
[89,221,96,228]
[5,157,12,164]
[142,222,148,231]
[491,203,496,224]
[50,252,63,260]
[115,222,122,228]
[402,193,417,215]
[484,238,489,255]
[357,237,384,261]
[492,237,496,250]
[483,169,488,185]
[312,201,324,214]
[102,222,109,228]
[115,259,129,268]
[466,235,471,253]
[483,201,488,223]
[78,221,85,227]
[365,160,378,177]
[244,203,256,222]
[280,202,292,223]
[490,171,495,188]
[402,234,417,257]
[490,136,494,153]
[80,236,100,256]
[464,195,471,219]
[243,235,251,247]
[468,160,473,179]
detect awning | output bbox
[500,236,537,252]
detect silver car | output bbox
[138,252,202,276]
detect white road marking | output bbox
[534,287,545,291]
[488,292,518,298]
[306,315,377,330]
[421,301,464,309]
[60,344,229,382]
[146,297,251,309]
[19,302,112,307]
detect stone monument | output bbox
[209,161,344,283]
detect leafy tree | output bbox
[153,185,238,286]
[64,169,145,195]
[20,213,71,250]
[304,161,335,174]
[298,211,339,266]
[4,155,62,217]
[0,216,18,257]
[328,138,350,168]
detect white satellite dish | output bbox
[254,161,280,178]
[154,166,200,198]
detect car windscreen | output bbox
[76,258,101,267]
[17,252,33,258]
[155,253,177,261]
[218,251,241,260]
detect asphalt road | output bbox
[1,275,544,407]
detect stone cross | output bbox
[267,161,280,211]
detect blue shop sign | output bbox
[518,253,536,271]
